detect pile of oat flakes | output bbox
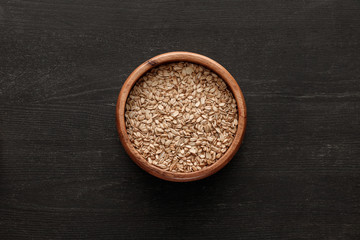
[125,62,238,172]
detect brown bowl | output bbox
[116,52,246,182]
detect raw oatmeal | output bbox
[125,62,238,172]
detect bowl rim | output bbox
[116,51,246,182]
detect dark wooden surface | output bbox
[1,0,360,239]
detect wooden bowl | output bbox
[116,52,246,182]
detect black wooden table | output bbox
[1,1,360,239]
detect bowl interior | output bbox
[116,52,246,182]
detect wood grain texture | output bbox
[1,0,360,239]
